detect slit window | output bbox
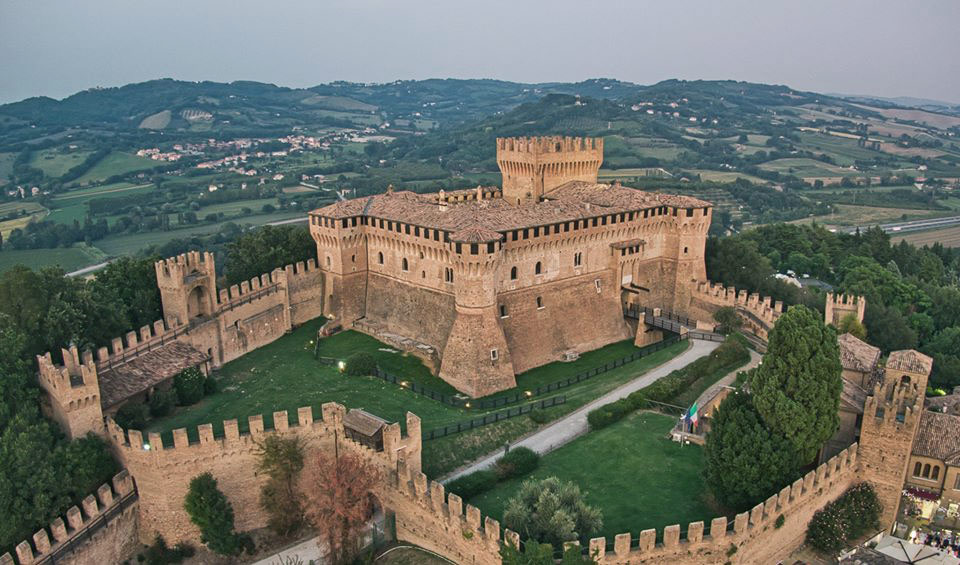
[402,258,409,271]
[536,296,544,309]
[535,261,542,275]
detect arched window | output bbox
[914,462,923,477]
[574,252,582,267]
[444,268,454,283]
[932,466,940,480]
[536,296,543,309]
[402,258,409,271]
[535,261,542,275]
[510,266,517,280]
[377,252,384,265]
[923,464,931,478]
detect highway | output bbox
[836,215,960,235]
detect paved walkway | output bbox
[441,338,721,482]
[689,349,762,410]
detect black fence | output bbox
[423,396,567,441]
[36,489,138,564]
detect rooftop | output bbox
[312,180,711,234]
[912,411,960,465]
[343,408,388,437]
[838,333,881,373]
[99,342,209,409]
[887,349,934,376]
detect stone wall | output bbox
[825,293,866,327]
[586,444,861,564]
[364,272,456,353]
[4,472,139,565]
[686,281,784,340]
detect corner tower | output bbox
[37,346,103,439]
[496,136,603,205]
[154,251,217,327]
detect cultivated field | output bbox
[138,110,172,129]
[853,104,960,129]
[759,158,858,178]
[0,244,107,274]
[792,204,939,227]
[893,225,960,248]
[69,152,157,186]
[28,148,93,178]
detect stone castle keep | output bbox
[13,135,946,565]
[310,136,711,396]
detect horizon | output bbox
[2,0,959,105]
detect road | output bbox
[441,338,721,483]
[66,260,114,277]
[837,214,960,235]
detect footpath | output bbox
[441,338,721,482]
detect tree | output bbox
[749,305,842,464]
[301,451,381,565]
[502,477,602,548]
[713,306,742,335]
[703,392,801,510]
[806,483,881,553]
[863,303,917,353]
[223,225,315,285]
[836,313,866,340]
[173,367,206,406]
[256,435,305,536]
[500,538,597,564]
[89,257,162,331]
[183,473,245,556]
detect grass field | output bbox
[688,170,769,184]
[69,152,157,186]
[0,243,108,274]
[0,201,48,237]
[760,158,859,178]
[47,183,153,225]
[28,148,92,178]
[893,225,960,248]
[197,198,281,216]
[468,411,715,539]
[793,204,945,227]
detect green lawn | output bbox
[70,152,157,185]
[144,319,692,477]
[29,148,93,178]
[468,411,716,539]
[0,244,108,274]
[47,183,155,225]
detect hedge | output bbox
[806,482,882,552]
[586,336,750,430]
[494,447,540,480]
[446,470,499,500]
[345,352,377,376]
[446,448,541,500]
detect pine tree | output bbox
[183,473,244,556]
[749,305,843,463]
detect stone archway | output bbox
[187,285,208,318]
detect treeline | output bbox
[706,223,960,388]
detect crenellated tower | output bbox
[309,211,368,324]
[439,228,516,396]
[496,136,603,205]
[36,346,104,438]
[858,349,933,529]
[825,292,866,327]
[154,251,217,327]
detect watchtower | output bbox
[36,346,104,439]
[496,136,603,205]
[154,251,217,327]
[858,349,933,528]
[825,293,866,327]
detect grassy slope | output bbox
[0,244,108,274]
[468,410,714,539]
[70,152,157,185]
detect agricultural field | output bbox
[468,410,714,538]
[69,152,157,186]
[893,225,960,248]
[852,104,960,129]
[47,182,153,224]
[790,204,937,228]
[0,243,107,274]
[28,148,93,178]
[0,201,47,237]
[759,158,859,178]
[686,169,769,184]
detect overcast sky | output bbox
[2,0,959,105]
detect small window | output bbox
[326,256,331,267]
[402,258,409,271]
[499,305,508,318]
[923,464,931,478]
[490,348,499,361]
[932,466,940,481]
[683,247,689,254]
[510,266,518,280]
[421,271,426,279]
[686,208,694,217]
[914,462,923,477]
[535,262,542,275]
[378,252,384,265]
[444,268,454,283]
[536,296,544,309]
[954,474,960,490]
[574,252,582,267]
[595,279,601,293]
[351,254,356,263]
[470,243,479,255]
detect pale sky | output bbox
[1,0,959,105]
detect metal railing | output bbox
[423,396,567,440]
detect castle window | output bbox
[672,208,678,216]
[499,305,507,318]
[351,254,356,263]
[341,219,348,228]
[455,243,462,254]
[523,229,529,240]
[414,226,420,237]
[535,261,542,275]
[512,231,518,241]
[564,222,570,232]
[684,247,689,254]
[326,256,331,268]
[405,224,410,235]
[923,464,931,478]
[536,296,544,309]
[490,348,499,361]
[487,242,495,253]
[602,216,608,226]
[932,466,940,481]
[592,218,598,227]
[686,208,694,217]
[379,219,384,228]
[955,474,960,490]
[470,243,479,255]
[703,208,709,216]
[533,227,539,237]
[444,268,454,283]
[434,231,440,242]
[595,279,602,293]
[510,266,517,280]
[643,210,649,218]
[351,217,358,227]
[402,258,409,271]
[914,462,923,477]
[421,271,426,279]
[574,252,582,267]
[378,252,384,265]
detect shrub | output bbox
[495,447,539,480]
[445,470,498,500]
[184,473,246,556]
[344,352,377,376]
[174,367,205,406]
[203,375,218,395]
[806,482,881,553]
[143,534,195,565]
[528,410,549,424]
[149,390,177,418]
[115,402,150,429]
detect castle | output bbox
[309,136,711,396]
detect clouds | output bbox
[1,0,958,104]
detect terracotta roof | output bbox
[343,409,388,437]
[912,411,960,464]
[838,333,881,373]
[887,349,934,376]
[311,180,711,234]
[99,341,209,408]
[450,226,503,243]
[611,238,647,249]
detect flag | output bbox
[685,401,699,426]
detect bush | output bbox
[528,410,549,424]
[445,470,498,500]
[806,483,881,553]
[174,367,205,406]
[143,534,195,565]
[115,402,149,429]
[344,352,377,376]
[149,390,177,418]
[203,375,218,395]
[587,392,646,430]
[495,447,539,480]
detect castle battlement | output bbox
[496,136,603,155]
[825,292,866,326]
[496,136,604,204]
[6,471,135,565]
[582,444,860,563]
[36,346,97,392]
[690,280,784,326]
[154,250,215,283]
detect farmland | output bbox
[69,152,157,186]
[0,244,107,274]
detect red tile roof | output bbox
[912,411,960,464]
